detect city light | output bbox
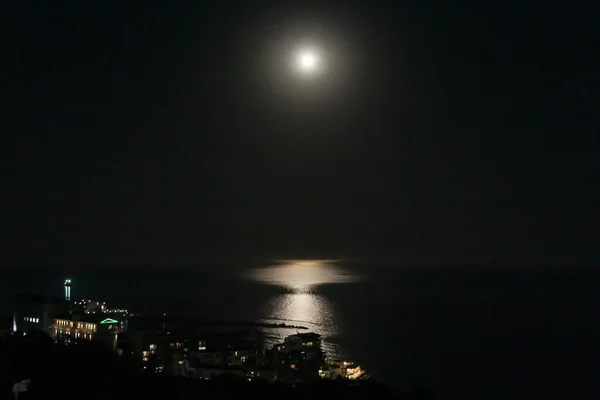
[64,279,71,301]
[11,278,372,383]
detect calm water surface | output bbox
[248,259,361,358]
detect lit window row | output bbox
[76,332,91,339]
[24,317,39,323]
[76,322,96,331]
[54,329,93,340]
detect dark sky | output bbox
[2,1,598,267]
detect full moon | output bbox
[298,52,317,70]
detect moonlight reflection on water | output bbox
[262,293,335,328]
[248,260,360,357]
[249,259,360,293]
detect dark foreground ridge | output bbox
[0,330,434,399]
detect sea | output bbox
[2,259,599,399]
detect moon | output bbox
[298,52,317,71]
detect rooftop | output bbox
[53,315,120,325]
[288,332,321,339]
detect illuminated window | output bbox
[234,351,238,356]
[178,361,184,365]
[142,357,148,362]
[149,344,156,351]
[241,356,246,362]
[290,364,296,369]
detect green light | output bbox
[100,318,118,324]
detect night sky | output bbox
[2,2,598,267]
